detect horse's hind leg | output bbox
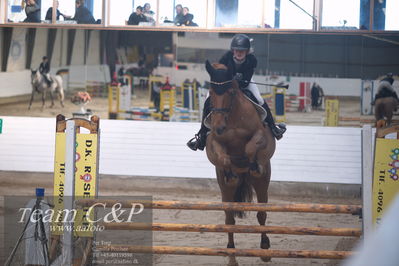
[59,88,65,107]
[49,90,55,108]
[217,169,239,266]
[28,92,34,110]
[250,168,271,262]
[41,92,46,110]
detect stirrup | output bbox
[272,124,286,140]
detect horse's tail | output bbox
[233,175,253,218]
[56,69,69,76]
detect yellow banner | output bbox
[325,99,339,126]
[372,138,399,226]
[52,132,98,236]
[74,134,98,237]
[53,133,66,235]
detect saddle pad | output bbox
[204,95,267,129]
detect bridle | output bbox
[209,79,236,114]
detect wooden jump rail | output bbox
[77,200,361,260]
[76,199,362,215]
[95,245,354,260]
[102,222,361,237]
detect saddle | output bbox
[204,89,267,129]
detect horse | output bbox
[204,61,276,264]
[374,97,398,127]
[29,69,65,109]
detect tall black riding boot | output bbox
[262,102,286,140]
[187,98,211,151]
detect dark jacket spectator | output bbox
[128,6,147,25]
[174,4,184,25]
[74,0,95,24]
[181,7,197,26]
[24,0,41,23]
[45,1,70,21]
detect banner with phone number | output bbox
[53,133,98,237]
[372,138,399,226]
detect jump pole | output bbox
[95,245,354,260]
[102,222,361,237]
[77,199,361,214]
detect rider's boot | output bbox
[187,124,209,151]
[262,102,286,140]
[187,98,211,151]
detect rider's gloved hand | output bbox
[234,73,243,81]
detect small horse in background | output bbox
[29,69,66,109]
[374,97,399,127]
[204,61,276,264]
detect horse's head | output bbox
[205,60,237,136]
[31,69,39,82]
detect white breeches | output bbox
[244,80,264,105]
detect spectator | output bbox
[311,82,320,110]
[127,6,147,25]
[181,7,198,26]
[173,4,183,25]
[24,0,41,23]
[143,3,155,24]
[73,0,95,24]
[45,0,71,21]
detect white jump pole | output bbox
[361,124,373,240]
[62,120,76,265]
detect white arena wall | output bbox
[0,116,362,185]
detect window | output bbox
[110,0,133,25]
[322,0,360,29]
[263,0,276,28]
[237,0,262,27]
[385,0,399,30]
[279,0,314,29]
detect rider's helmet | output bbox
[382,73,394,85]
[42,56,48,61]
[230,34,251,51]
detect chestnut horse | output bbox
[204,61,276,263]
[375,97,398,127]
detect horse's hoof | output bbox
[261,236,270,249]
[260,256,271,262]
[260,236,271,262]
[224,170,239,187]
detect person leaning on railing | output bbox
[73,0,95,24]
[24,0,41,23]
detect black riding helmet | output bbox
[230,34,251,51]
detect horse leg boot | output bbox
[187,97,211,151]
[262,102,286,140]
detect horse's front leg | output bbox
[207,138,237,186]
[245,129,268,177]
[28,91,34,110]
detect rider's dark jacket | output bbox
[39,62,50,74]
[219,51,257,89]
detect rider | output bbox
[373,73,398,103]
[39,56,52,87]
[187,34,286,151]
